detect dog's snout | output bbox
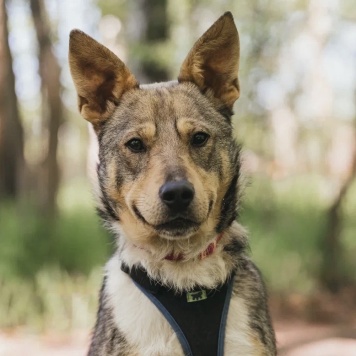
[159,180,195,212]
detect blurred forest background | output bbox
[1,0,356,348]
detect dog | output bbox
[69,11,276,356]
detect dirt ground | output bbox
[1,320,356,356]
[276,321,356,355]
[273,290,356,355]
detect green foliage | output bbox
[0,190,111,279]
[0,268,102,331]
[241,175,356,293]
[338,180,356,281]
[0,181,110,330]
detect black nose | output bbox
[159,180,195,213]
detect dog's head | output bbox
[69,12,241,251]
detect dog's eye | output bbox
[191,132,210,147]
[125,138,146,153]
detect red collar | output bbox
[164,232,224,262]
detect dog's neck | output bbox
[116,222,247,292]
[156,232,224,262]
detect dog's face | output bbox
[69,12,241,248]
[99,82,237,243]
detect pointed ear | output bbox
[178,12,240,110]
[69,30,138,129]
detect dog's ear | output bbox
[178,12,240,110]
[69,30,138,129]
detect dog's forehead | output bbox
[109,81,224,132]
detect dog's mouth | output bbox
[133,206,200,237]
[156,217,200,236]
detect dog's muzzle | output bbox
[133,180,200,237]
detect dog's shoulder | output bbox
[100,256,184,356]
[87,275,135,356]
[227,256,277,355]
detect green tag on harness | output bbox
[186,290,208,302]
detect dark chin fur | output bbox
[156,225,199,239]
[133,205,199,238]
[96,161,120,226]
[217,106,234,121]
[215,144,241,233]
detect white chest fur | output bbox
[106,257,183,356]
[105,256,264,356]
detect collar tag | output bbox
[186,290,208,302]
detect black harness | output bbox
[121,264,235,356]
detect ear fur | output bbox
[178,12,240,110]
[69,30,138,129]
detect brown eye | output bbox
[126,138,146,153]
[191,132,210,147]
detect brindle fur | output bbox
[69,12,276,356]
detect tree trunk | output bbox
[0,0,25,201]
[319,113,356,292]
[30,0,63,217]
[127,0,170,83]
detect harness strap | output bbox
[218,270,235,355]
[132,280,193,356]
[122,264,235,356]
